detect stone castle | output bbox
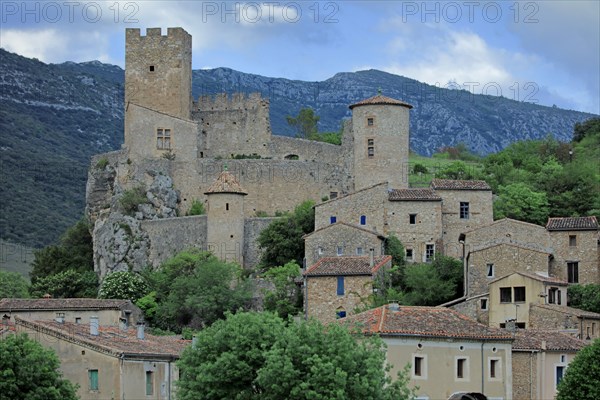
[86,27,599,303]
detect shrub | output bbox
[95,157,109,170]
[119,185,147,215]
[186,200,205,216]
[98,271,150,302]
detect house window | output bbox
[330,216,337,224]
[514,286,526,302]
[145,371,154,395]
[368,138,374,145]
[75,317,81,324]
[489,358,500,379]
[337,246,343,256]
[367,117,374,126]
[500,287,512,303]
[425,244,435,262]
[405,248,413,261]
[556,366,565,388]
[414,356,424,377]
[567,262,579,283]
[356,247,363,255]
[480,298,488,310]
[225,203,229,211]
[89,369,99,391]
[337,276,345,295]
[336,308,346,319]
[409,214,417,225]
[548,287,562,305]
[460,202,470,219]
[486,263,494,278]
[360,215,367,225]
[149,65,155,72]
[368,146,374,158]
[456,357,468,379]
[157,128,171,150]
[569,235,577,247]
[330,191,338,199]
[516,322,526,329]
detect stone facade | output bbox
[529,303,600,341]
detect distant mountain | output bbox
[0,49,596,247]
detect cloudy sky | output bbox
[1,0,599,114]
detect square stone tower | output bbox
[349,94,412,190]
[125,27,192,121]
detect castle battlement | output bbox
[126,27,190,40]
[194,92,268,112]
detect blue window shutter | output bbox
[330,216,337,224]
[337,276,344,295]
[360,215,366,225]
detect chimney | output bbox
[369,248,375,268]
[119,317,128,331]
[137,322,145,340]
[90,316,99,336]
[55,312,65,324]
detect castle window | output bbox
[367,117,374,126]
[405,248,413,261]
[330,191,338,199]
[425,244,434,262]
[569,235,577,247]
[337,276,345,295]
[360,215,366,225]
[460,202,470,219]
[409,214,417,224]
[567,262,579,283]
[514,286,526,302]
[500,287,512,303]
[487,263,494,278]
[157,128,171,150]
[226,203,229,211]
[149,65,155,72]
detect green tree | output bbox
[29,269,98,298]
[177,311,415,400]
[262,261,302,318]
[402,260,459,306]
[573,117,600,142]
[0,270,30,298]
[286,108,319,139]
[494,182,549,225]
[147,250,252,331]
[435,161,479,180]
[556,338,600,400]
[30,217,94,283]
[98,271,150,302]
[257,200,315,269]
[567,284,600,314]
[0,333,79,400]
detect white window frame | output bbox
[424,244,435,262]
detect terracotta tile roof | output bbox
[204,170,247,195]
[302,221,386,240]
[15,317,189,359]
[546,216,598,231]
[349,94,413,109]
[513,330,587,351]
[0,298,133,311]
[489,271,567,286]
[388,188,441,201]
[342,304,513,341]
[430,179,491,190]
[530,304,600,319]
[304,255,392,276]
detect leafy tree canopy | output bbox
[144,250,252,331]
[556,338,600,400]
[0,333,79,400]
[286,108,319,139]
[402,255,463,306]
[29,269,98,299]
[177,311,415,400]
[494,182,550,225]
[0,270,30,298]
[98,271,150,302]
[567,284,600,314]
[257,200,315,269]
[262,261,303,318]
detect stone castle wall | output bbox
[243,217,279,268]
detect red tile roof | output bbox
[430,179,491,190]
[204,170,247,195]
[388,188,441,201]
[513,330,587,351]
[530,304,600,319]
[342,304,513,340]
[349,94,413,109]
[0,298,133,311]
[15,317,189,359]
[546,216,598,231]
[302,221,386,240]
[304,255,391,277]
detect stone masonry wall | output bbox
[243,217,279,268]
[304,223,384,267]
[529,304,600,340]
[549,230,599,284]
[140,215,207,268]
[512,352,539,400]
